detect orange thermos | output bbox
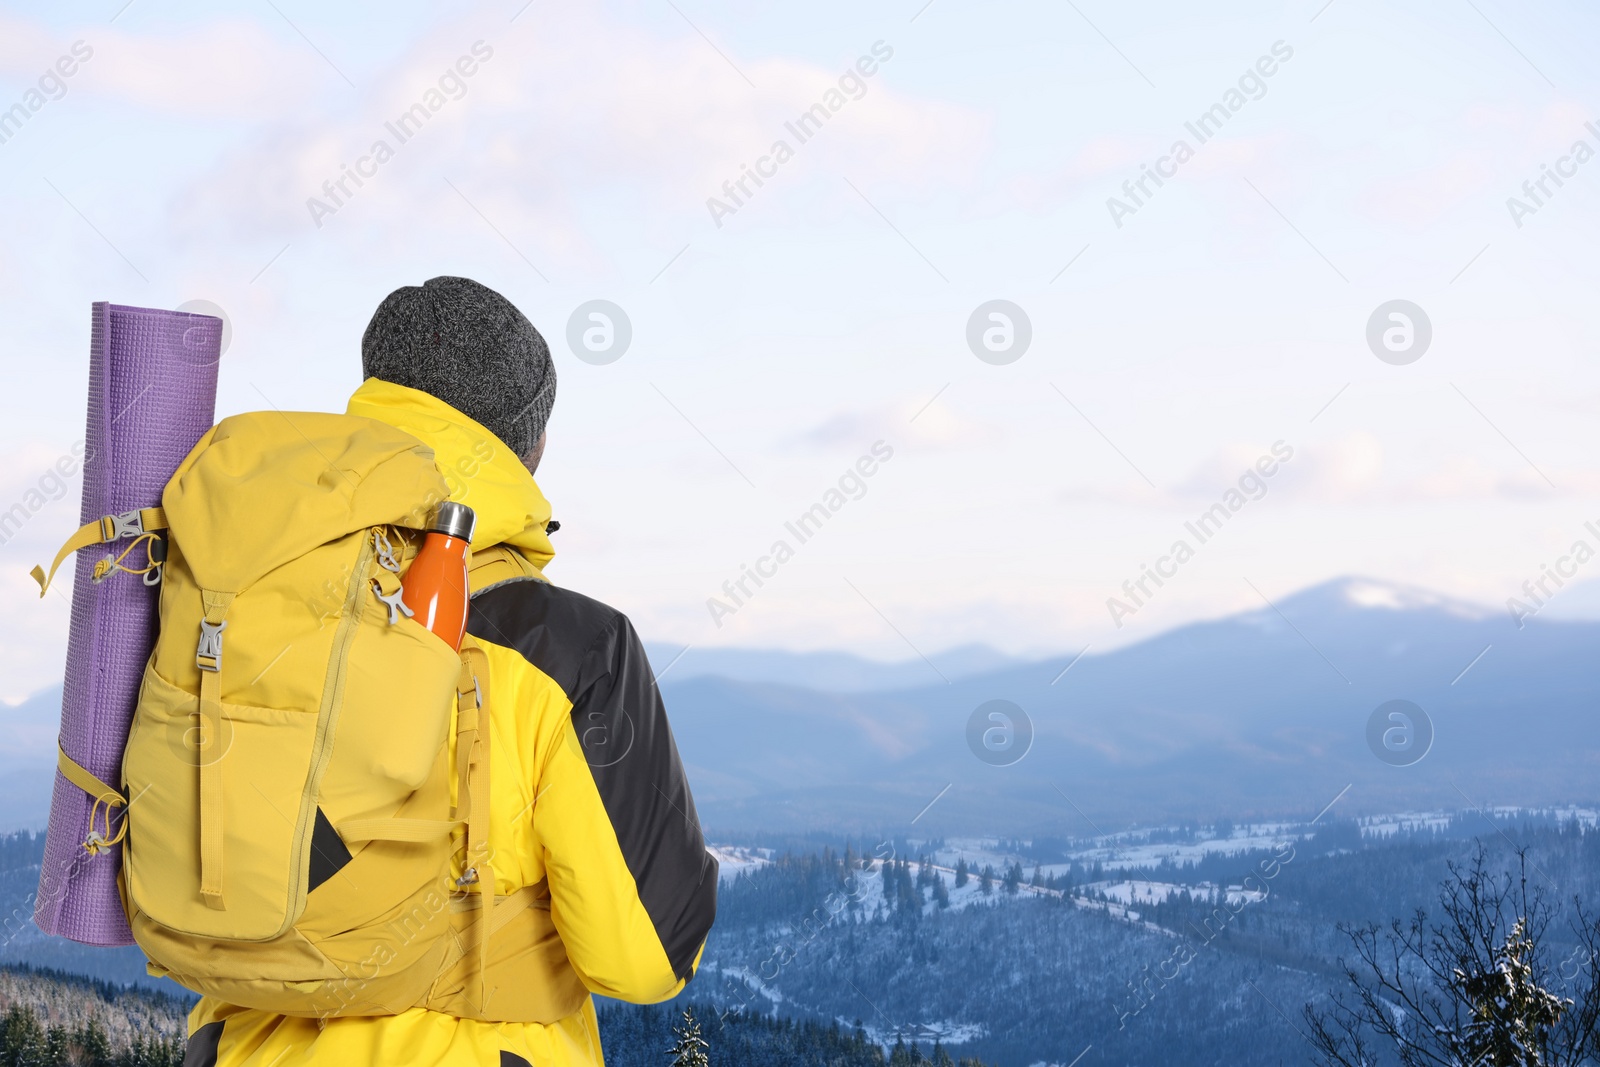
[402,502,475,651]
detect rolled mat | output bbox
[35,303,221,946]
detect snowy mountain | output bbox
[660,577,1600,833]
[0,685,61,831]
[3,577,1594,836]
[643,642,1023,692]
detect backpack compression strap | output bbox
[196,590,235,910]
[56,745,128,856]
[31,507,168,595]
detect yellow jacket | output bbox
[185,379,717,1066]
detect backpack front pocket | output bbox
[124,664,323,941]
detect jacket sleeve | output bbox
[532,614,718,1002]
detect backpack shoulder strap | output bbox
[454,635,497,1010]
[468,544,542,592]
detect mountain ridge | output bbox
[1,576,1592,834]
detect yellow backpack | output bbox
[60,410,584,1021]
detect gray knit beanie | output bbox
[361,276,556,458]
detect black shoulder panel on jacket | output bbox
[467,578,617,695]
[467,578,718,981]
[183,1021,224,1067]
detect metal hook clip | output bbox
[373,529,401,573]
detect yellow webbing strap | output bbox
[451,696,476,823]
[466,544,539,593]
[57,747,128,856]
[436,885,544,975]
[57,745,122,806]
[31,507,167,596]
[197,589,234,911]
[338,818,461,842]
[457,637,497,1010]
[450,645,484,834]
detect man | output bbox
[187,276,717,1066]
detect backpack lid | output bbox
[162,410,450,594]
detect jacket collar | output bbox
[346,377,554,574]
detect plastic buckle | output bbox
[458,676,482,716]
[106,510,145,540]
[372,580,413,626]
[196,620,227,672]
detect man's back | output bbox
[183,290,716,1066]
[188,582,717,1066]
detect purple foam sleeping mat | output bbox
[35,303,221,946]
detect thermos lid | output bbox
[430,501,476,542]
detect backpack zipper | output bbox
[280,529,377,936]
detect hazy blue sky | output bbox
[2,0,1597,699]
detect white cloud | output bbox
[1057,431,1600,508]
[0,14,327,120]
[786,394,1000,453]
[152,4,989,253]
[0,19,61,69]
